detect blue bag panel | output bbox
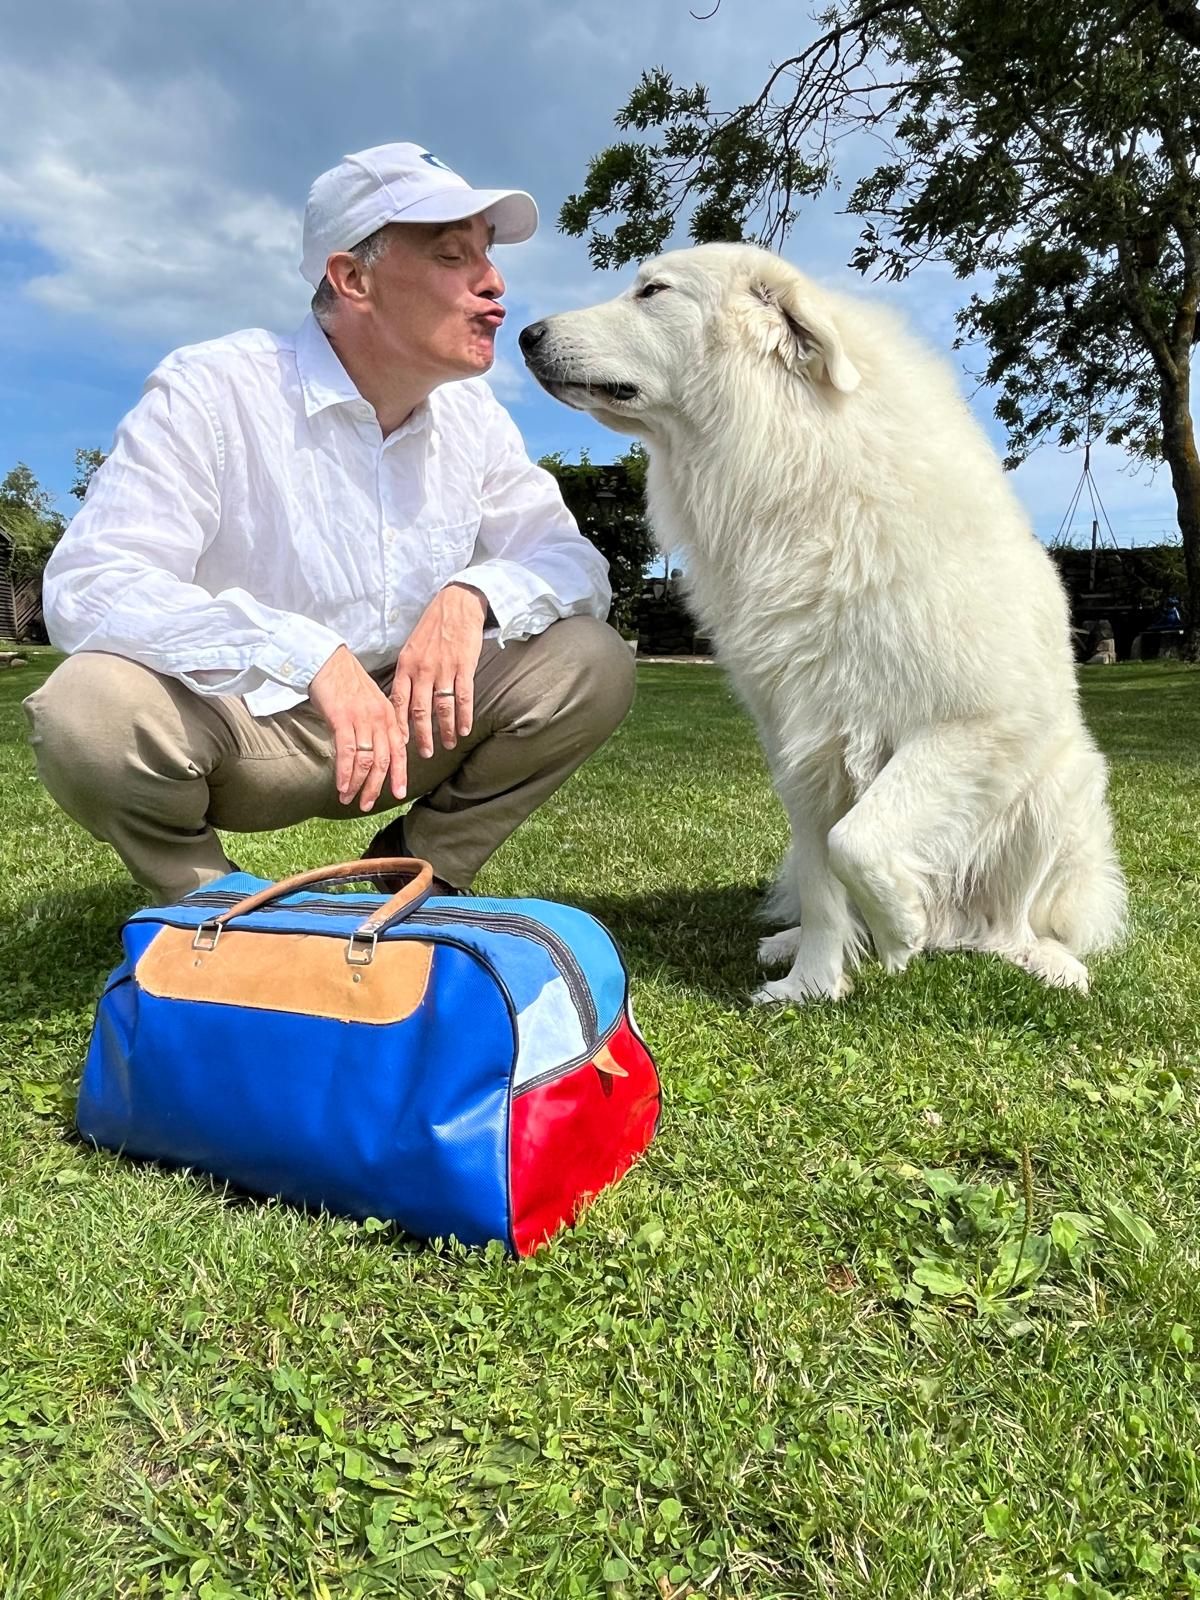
[471,898,629,1036]
[79,960,137,1127]
[77,942,517,1249]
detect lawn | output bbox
[2,651,1199,1600]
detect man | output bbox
[25,143,634,902]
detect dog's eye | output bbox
[637,282,669,300]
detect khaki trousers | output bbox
[24,617,635,904]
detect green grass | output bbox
[2,650,1199,1600]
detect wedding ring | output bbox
[433,688,456,698]
[355,743,374,751]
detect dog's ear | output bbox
[750,278,861,393]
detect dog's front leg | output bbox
[753,811,858,1005]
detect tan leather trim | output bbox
[136,927,434,1025]
[593,1042,629,1078]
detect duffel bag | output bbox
[77,856,661,1254]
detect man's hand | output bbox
[392,583,488,759]
[308,644,409,811]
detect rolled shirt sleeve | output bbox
[41,368,345,699]
[443,391,612,642]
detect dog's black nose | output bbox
[519,321,548,356]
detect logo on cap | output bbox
[420,152,452,171]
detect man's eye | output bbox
[638,282,669,299]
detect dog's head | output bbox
[519,243,861,437]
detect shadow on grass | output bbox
[575,881,1154,1044]
[575,881,769,996]
[81,1138,438,1255]
[6,874,1141,1038]
[1,881,144,1019]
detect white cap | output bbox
[300,142,538,287]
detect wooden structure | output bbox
[0,529,15,641]
[0,528,44,643]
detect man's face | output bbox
[361,215,506,384]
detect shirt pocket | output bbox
[425,505,481,582]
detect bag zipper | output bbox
[177,890,600,1042]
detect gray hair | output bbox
[311,224,395,330]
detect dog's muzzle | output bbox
[518,321,640,406]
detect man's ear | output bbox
[324,251,373,311]
[749,277,861,393]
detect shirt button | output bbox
[383,528,396,545]
[279,659,294,675]
[387,607,400,623]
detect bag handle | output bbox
[192,858,434,965]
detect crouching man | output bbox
[25,142,634,902]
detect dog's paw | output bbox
[750,971,854,1006]
[758,927,803,967]
[1011,939,1090,994]
[876,940,919,975]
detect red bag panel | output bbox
[509,1012,661,1255]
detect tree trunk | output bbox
[1160,377,1200,661]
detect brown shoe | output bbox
[362,815,463,897]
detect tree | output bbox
[0,463,66,586]
[562,0,1200,656]
[540,445,656,633]
[72,447,107,501]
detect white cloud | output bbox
[0,38,636,360]
[497,232,626,320]
[0,61,308,346]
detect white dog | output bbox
[520,244,1126,1003]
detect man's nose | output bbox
[519,322,548,356]
[480,257,505,299]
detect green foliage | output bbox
[70,448,106,502]
[0,464,66,586]
[561,65,829,267]
[540,446,655,633]
[564,2,1200,644]
[852,2,1200,471]
[2,656,1200,1596]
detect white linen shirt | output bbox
[42,314,611,716]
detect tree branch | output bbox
[1152,0,1200,48]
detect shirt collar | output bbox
[294,313,436,438]
[295,313,364,418]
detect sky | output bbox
[0,0,1190,549]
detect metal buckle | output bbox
[346,930,378,967]
[192,920,222,952]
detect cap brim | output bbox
[391,186,538,244]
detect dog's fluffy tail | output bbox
[1030,754,1127,956]
[1034,836,1127,956]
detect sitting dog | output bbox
[520,244,1126,1002]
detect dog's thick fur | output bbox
[522,243,1126,1002]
